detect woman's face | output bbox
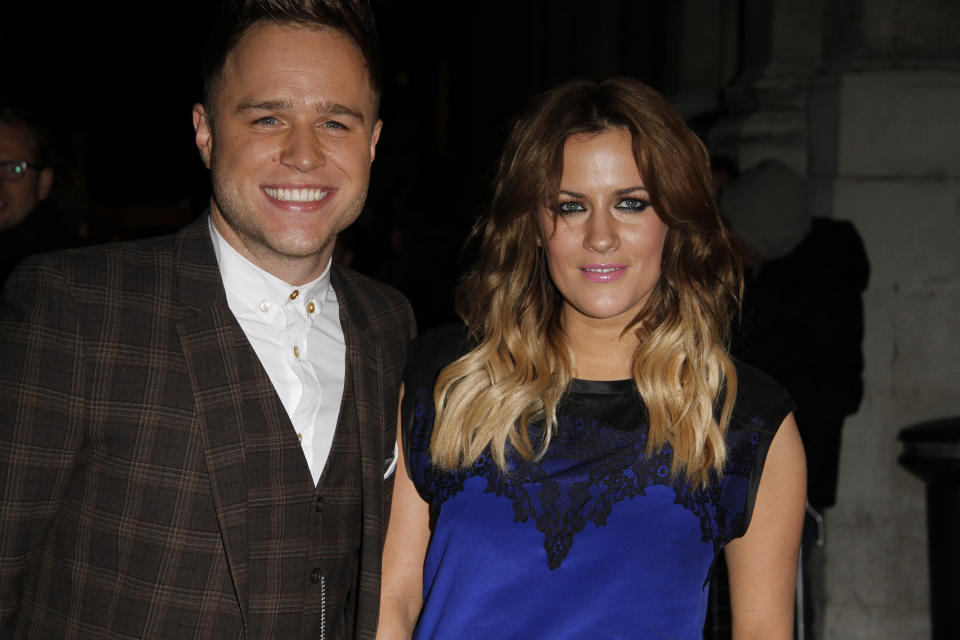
[538,128,668,332]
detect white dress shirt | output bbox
[209,220,345,486]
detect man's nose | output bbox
[583,211,619,252]
[279,125,326,172]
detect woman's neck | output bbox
[563,315,639,381]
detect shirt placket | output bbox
[285,292,323,478]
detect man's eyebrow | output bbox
[234,100,365,123]
[236,99,295,113]
[315,102,365,122]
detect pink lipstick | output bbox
[581,263,627,283]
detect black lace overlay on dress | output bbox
[406,380,773,573]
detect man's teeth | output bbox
[264,187,328,202]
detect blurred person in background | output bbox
[722,158,869,640]
[0,106,77,284]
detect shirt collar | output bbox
[209,217,333,317]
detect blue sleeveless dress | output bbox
[400,325,793,640]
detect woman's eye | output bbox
[616,197,650,211]
[557,201,586,214]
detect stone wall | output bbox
[810,68,960,640]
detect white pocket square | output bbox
[384,442,398,479]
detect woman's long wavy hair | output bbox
[430,77,742,487]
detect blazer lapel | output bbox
[333,268,386,523]
[173,217,252,626]
[178,308,252,627]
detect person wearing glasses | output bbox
[0,107,62,283]
[378,78,806,640]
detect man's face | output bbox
[0,121,53,232]
[193,23,381,285]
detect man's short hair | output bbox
[0,105,51,168]
[201,0,381,122]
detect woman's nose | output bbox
[583,211,619,253]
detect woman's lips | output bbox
[580,263,627,283]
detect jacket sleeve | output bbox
[0,256,86,634]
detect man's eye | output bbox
[557,201,585,214]
[322,120,347,130]
[255,116,280,126]
[616,198,650,211]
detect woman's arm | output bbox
[377,387,431,639]
[725,412,806,640]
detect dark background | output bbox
[4,1,721,329]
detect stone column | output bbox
[709,0,824,173]
[666,0,741,119]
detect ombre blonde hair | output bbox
[430,78,742,487]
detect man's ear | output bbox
[37,168,53,201]
[193,104,213,169]
[369,118,382,163]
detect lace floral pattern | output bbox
[407,386,769,571]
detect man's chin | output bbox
[268,237,335,262]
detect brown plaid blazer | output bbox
[0,216,414,639]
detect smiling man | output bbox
[0,2,414,639]
[194,21,382,286]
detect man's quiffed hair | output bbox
[201,0,381,118]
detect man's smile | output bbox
[262,186,330,202]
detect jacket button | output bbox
[311,568,321,584]
[315,495,325,513]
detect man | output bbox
[0,1,414,638]
[0,109,53,234]
[0,108,66,283]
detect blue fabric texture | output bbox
[401,324,794,640]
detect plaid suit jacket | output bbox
[0,216,414,639]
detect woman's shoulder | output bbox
[730,359,796,436]
[401,324,471,497]
[719,360,798,541]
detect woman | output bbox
[378,78,805,640]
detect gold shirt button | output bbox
[307,301,316,314]
[298,432,303,443]
[293,345,300,358]
[289,289,300,300]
